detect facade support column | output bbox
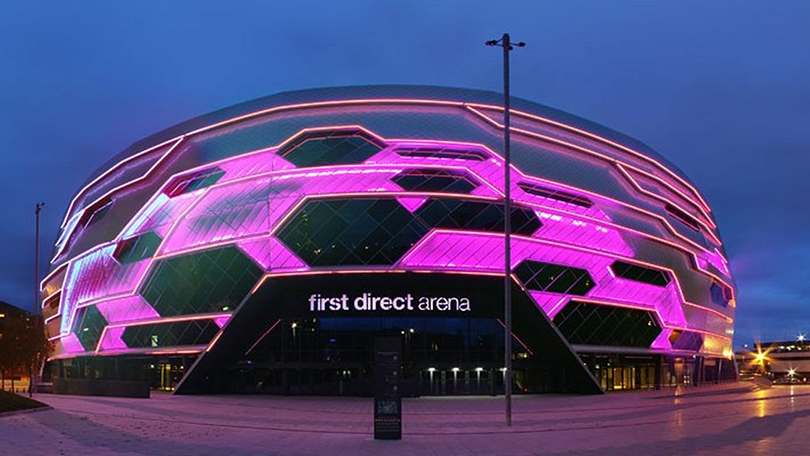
[654,355,663,390]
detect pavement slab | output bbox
[1,382,808,455]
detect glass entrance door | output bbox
[420,367,498,395]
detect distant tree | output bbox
[23,316,51,395]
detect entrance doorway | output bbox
[420,367,501,395]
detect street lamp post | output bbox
[486,33,525,427]
[34,202,44,313]
[32,202,44,397]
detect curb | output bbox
[648,384,755,400]
[0,405,52,418]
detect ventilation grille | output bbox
[518,183,593,208]
[392,168,479,194]
[164,167,225,197]
[665,204,701,231]
[610,261,670,287]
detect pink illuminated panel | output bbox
[98,326,128,351]
[47,108,734,359]
[60,245,152,334]
[95,295,160,324]
[59,333,85,354]
[399,230,688,328]
[237,236,308,271]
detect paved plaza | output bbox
[1,382,809,455]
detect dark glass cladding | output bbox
[46,87,735,396]
[177,272,605,395]
[72,305,108,351]
[164,167,225,197]
[85,199,113,226]
[610,261,670,287]
[415,199,540,234]
[278,130,384,168]
[392,168,479,194]
[394,147,488,161]
[669,330,704,351]
[247,317,507,365]
[276,197,542,267]
[711,281,732,307]
[121,319,220,348]
[276,199,426,267]
[113,231,162,264]
[62,196,114,255]
[517,182,593,208]
[139,247,263,316]
[553,301,662,348]
[665,204,701,231]
[514,260,595,296]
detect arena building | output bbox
[41,86,737,395]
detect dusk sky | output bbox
[1,1,807,346]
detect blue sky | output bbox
[1,1,808,346]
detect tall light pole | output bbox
[34,202,44,313]
[32,202,44,396]
[486,33,525,427]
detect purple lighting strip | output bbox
[46,121,734,359]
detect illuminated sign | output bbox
[309,293,471,313]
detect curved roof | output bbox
[84,85,693,188]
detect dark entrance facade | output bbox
[42,271,737,396]
[174,272,602,396]
[194,316,532,396]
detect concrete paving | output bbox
[1,382,808,455]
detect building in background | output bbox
[737,339,810,383]
[41,86,737,395]
[0,301,37,393]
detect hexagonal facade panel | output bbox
[139,246,263,317]
[278,128,385,168]
[42,86,737,395]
